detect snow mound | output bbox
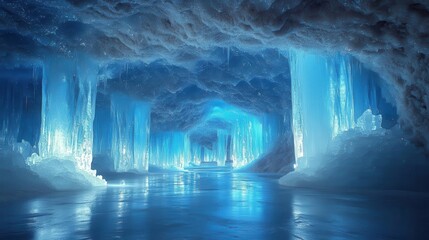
[280,128,429,191]
[27,154,106,191]
[0,143,105,201]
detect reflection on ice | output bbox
[1,173,428,239]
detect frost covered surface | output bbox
[279,128,429,191]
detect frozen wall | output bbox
[289,50,397,170]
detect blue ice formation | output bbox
[289,50,397,170]
[38,56,98,173]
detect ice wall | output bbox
[289,50,396,169]
[110,93,151,172]
[38,56,98,173]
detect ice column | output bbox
[149,132,190,169]
[110,93,151,172]
[38,56,98,173]
[289,50,387,169]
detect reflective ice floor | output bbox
[1,173,429,239]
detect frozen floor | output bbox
[1,173,428,239]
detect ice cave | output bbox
[1,1,429,239]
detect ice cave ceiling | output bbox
[1,0,429,148]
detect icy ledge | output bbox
[279,128,429,192]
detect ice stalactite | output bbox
[37,56,99,173]
[289,50,397,170]
[149,132,190,169]
[110,93,151,172]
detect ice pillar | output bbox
[149,132,190,169]
[110,93,151,172]
[38,56,98,173]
